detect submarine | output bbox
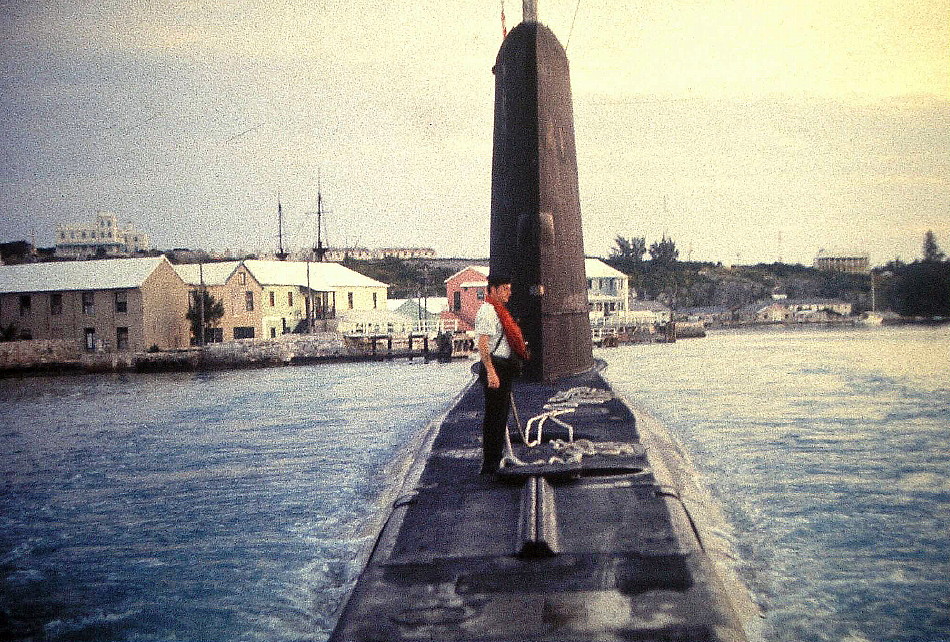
[329,4,758,640]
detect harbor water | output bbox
[1,325,948,641]
[0,360,474,641]
[601,324,950,642]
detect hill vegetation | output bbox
[340,256,456,300]
[606,231,950,318]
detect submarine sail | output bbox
[489,17,594,382]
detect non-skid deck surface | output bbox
[329,366,747,642]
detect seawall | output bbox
[0,333,464,377]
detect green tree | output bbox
[892,261,950,317]
[342,257,453,299]
[186,290,225,345]
[648,235,679,267]
[923,230,945,262]
[610,236,646,263]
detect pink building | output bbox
[442,265,489,332]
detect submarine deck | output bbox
[329,364,749,642]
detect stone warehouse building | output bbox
[1,257,389,352]
[0,256,190,351]
[173,260,389,341]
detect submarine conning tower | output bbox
[489,17,594,383]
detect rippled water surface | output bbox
[0,360,473,641]
[600,324,950,642]
[2,326,948,641]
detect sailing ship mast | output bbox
[314,172,326,263]
[276,194,288,260]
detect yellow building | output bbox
[181,260,389,339]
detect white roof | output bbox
[419,296,450,314]
[446,261,624,284]
[386,298,408,311]
[0,257,172,294]
[388,297,451,316]
[173,261,242,286]
[242,260,387,290]
[629,300,671,312]
[444,264,489,283]
[585,258,627,279]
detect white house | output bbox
[55,212,151,259]
[585,258,631,321]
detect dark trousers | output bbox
[479,357,516,473]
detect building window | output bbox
[234,326,255,339]
[476,289,485,301]
[269,291,276,306]
[50,293,63,315]
[19,295,31,316]
[372,292,378,309]
[240,272,247,285]
[347,292,354,309]
[287,291,294,307]
[116,327,129,350]
[245,291,254,311]
[453,291,461,311]
[84,328,96,351]
[270,327,276,338]
[115,290,128,313]
[206,327,223,343]
[82,292,94,315]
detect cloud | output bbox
[0,1,947,265]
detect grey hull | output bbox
[328,365,752,641]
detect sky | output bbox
[0,0,947,266]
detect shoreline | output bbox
[3,318,945,378]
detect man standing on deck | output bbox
[476,274,530,475]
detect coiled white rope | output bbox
[500,387,617,469]
[521,387,614,447]
[549,438,640,464]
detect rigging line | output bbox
[565,0,582,52]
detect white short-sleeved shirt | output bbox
[475,302,511,358]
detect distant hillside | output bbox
[342,257,457,300]
[601,257,874,311]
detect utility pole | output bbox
[198,261,205,347]
[871,272,877,312]
[422,263,430,332]
[306,260,314,333]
